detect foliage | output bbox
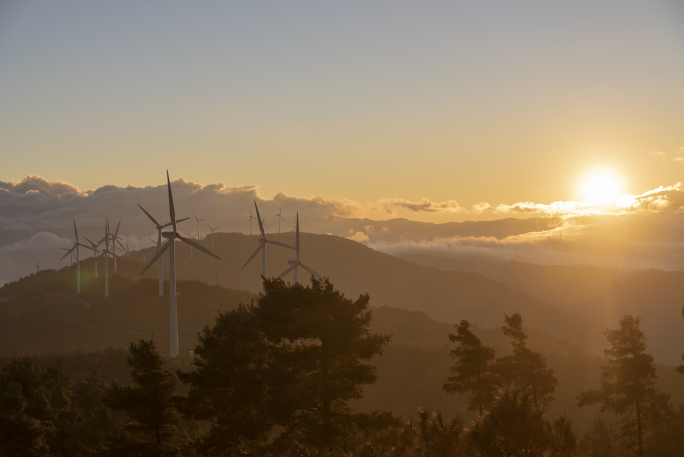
[107,340,183,456]
[495,313,558,412]
[469,391,575,457]
[578,315,661,457]
[444,320,499,415]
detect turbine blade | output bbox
[167,170,176,232]
[79,243,96,252]
[254,201,265,237]
[73,219,78,239]
[301,264,323,280]
[140,239,172,275]
[84,236,96,246]
[138,204,161,226]
[278,264,297,279]
[114,220,121,237]
[241,243,264,270]
[215,226,220,230]
[177,234,221,260]
[60,245,77,260]
[116,239,126,251]
[266,239,295,250]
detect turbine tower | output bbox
[275,207,285,233]
[140,171,221,358]
[59,220,86,294]
[194,214,206,239]
[109,220,126,273]
[207,224,221,249]
[83,236,102,278]
[278,213,322,284]
[241,201,294,291]
[139,205,189,297]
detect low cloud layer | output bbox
[0,175,682,285]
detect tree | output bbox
[107,340,182,456]
[578,315,660,457]
[577,419,626,457]
[444,320,499,415]
[469,391,575,457]
[0,357,73,457]
[257,277,392,455]
[496,313,558,411]
[177,305,273,455]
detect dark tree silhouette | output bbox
[107,340,181,456]
[578,315,660,457]
[495,313,558,412]
[257,277,391,455]
[177,305,273,455]
[444,320,499,416]
[469,391,575,457]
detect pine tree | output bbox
[257,277,391,455]
[578,315,659,457]
[444,320,499,415]
[495,313,558,411]
[107,340,181,456]
[177,305,273,455]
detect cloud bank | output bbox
[0,175,682,285]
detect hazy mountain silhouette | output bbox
[401,250,684,363]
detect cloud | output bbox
[649,151,666,158]
[673,158,684,164]
[379,197,465,213]
[1,175,683,285]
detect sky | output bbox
[1,0,683,216]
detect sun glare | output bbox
[581,171,621,204]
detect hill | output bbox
[399,251,684,364]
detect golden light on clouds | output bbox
[581,170,623,205]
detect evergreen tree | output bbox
[107,340,182,456]
[257,277,391,455]
[496,313,558,411]
[0,357,72,457]
[578,315,659,457]
[177,305,273,455]
[469,391,575,457]
[444,320,499,415]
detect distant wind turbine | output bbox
[446,242,453,254]
[59,220,87,294]
[275,207,285,233]
[278,213,322,284]
[194,214,206,239]
[248,208,256,235]
[109,220,126,273]
[242,201,294,291]
[140,171,221,357]
[96,220,125,298]
[83,236,102,278]
[206,224,221,249]
[139,204,189,297]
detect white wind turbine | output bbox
[138,205,190,297]
[241,201,294,290]
[194,214,206,239]
[96,220,124,298]
[83,236,102,278]
[446,242,453,254]
[183,232,197,260]
[140,171,221,358]
[278,213,322,284]
[207,224,221,249]
[275,207,285,233]
[108,220,126,273]
[59,220,86,294]
[248,209,256,235]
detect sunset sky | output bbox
[1,1,683,217]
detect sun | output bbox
[581,170,622,204]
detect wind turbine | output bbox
[278,213,322,284]
[138,205,189,297]
[248,208,256,235]
[96,220,124,298]
[241,201,294,290]
[59,220,86,294]
[107,220,126,273]
[206,224,221,249]
[83,236,102,278]
[183,232,196,260]
[140,171,221,358]
[446,242,453,254]
[275,207,285,233]
[194,214,206,239]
